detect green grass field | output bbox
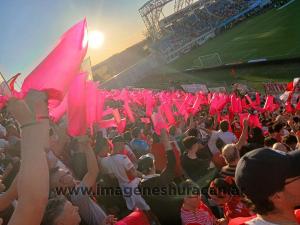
[136,1,300,91]
[171,0,300,70]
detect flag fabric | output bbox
[67,73,88,136]
[280,78,300,102]
[21,19,88,100]
[7,73,21,93]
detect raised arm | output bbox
[77,136,99,188]
[235,117,249,151]
[7,91,49,225]
[159,129,176,185]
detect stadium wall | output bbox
[185,57,300,73]
[100,53,163,89]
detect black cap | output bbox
[112,135,125,144]
[137,154,155,173]
[182,136,199,150]
[235,148,300,201]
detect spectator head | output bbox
[283,134,298,151]
[95,137,110,156]
[220,120,229,132]
[272,143,288,153]
[112,135,125,153]
[137,153,155,175]
[123,131,132,143]
[186,128,199,137]
[132,127,142,139]
[275,115,287,124]
[208,177,236,206]
[181,179,201,209]
[264,137,277,147]
[50,167,76,189]
[182,136,201,152]
[41,196,81,225]
[222,144,240,165]
[273,123,284,135]
[235,148,300,215]
[252,127,264,141]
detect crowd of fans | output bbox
[0,89,300,225]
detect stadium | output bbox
[98,0,300,91]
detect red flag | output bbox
[7,73,21,92]
[22,19,88,100]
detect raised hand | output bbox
[160,128,172,151]
[105,215,118,225]
[243,116,249,128]
[6,98,35,127]
[24,90,48,119]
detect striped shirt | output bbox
[181,202,215,225]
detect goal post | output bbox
[193,53,223,68]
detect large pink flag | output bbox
[22,19,88,100]
[151,112,168,135]
[67,73,88,136]
[124,102,135,123]
[49,94,68,123]
[160,104,175,125]
[86,81,98,133]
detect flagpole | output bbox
[0,71,6,82]
[0,71,11,95]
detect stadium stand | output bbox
[148,0,272,63]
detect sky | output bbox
[0,0,148,82]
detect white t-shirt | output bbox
[101,154,150,211]
[103,154,134,185]
[217,131,237,144]
[246,217,289,225]
[208,131,220,155]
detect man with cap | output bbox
[230,148,300,225]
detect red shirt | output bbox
[115,209,150,225]
[150,142,183,177]
[228,216,256,225]
[224,197,252,220]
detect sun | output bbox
[88,30,105,49]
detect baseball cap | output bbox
[182,136,207,150]
[112,135,125,144]
[137,153,155,173]
[235,148,300,201]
